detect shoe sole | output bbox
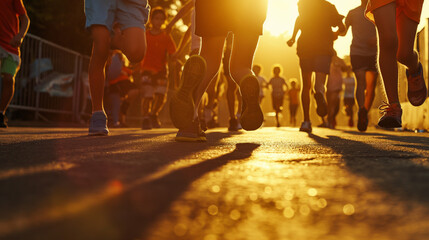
[378,117,402,128]
[170,56,206,129]
[88,131,109,136]
[314,92,328,117]
[239,75,264,131]
[299,128,312,133]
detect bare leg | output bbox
[151,93,166,116]
[226,75,238,119]
[89,25,111,112]
[364,71,378,110]
[396,14,419,73]
[120,27,147,63]
[141,97,152,117]
[193,36,226,118]
[354,70,366,109]
[301,71,312,121]
[314,72,327,94]
[0,74,15,114]
[229,33,260,83]
[373,2,399,104]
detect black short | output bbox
[343,97,355,106]
[272,95,284,111]
[299,55,331,74]
[195,0,268,37]
[351,55,378,72]
[109,80,136,97]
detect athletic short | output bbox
[141,71,168,98]
[272,95,284,112]
[0,55,20,76]
[85,0,150,32]
[351,55,378,72]
[299,55,331,74]
[366,0,423,23]
[109,80,136,97]
[195,0,268,37]
[289,103,298,114]
[344,97,355,106]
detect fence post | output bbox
[72,54,80,122]
[34,38,42,120]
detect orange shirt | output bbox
[141,30,176,73]
[366,0,424,23]
[0,0,27,55]
[109,66,132,85]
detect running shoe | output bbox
[175,120,207,142]
[228,118,240,131]
[150,114,161,128]
[299,121,312,133]
[0,113,7,128]
[239,75,264,131]
[88,112,109,136]
[142,117,152,130]
[357,107,368,132]
[170,55,206,129]
[314,92,328,117]
[378,102,402,128]
[406,63,427,106]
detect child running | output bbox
[343,66,356,127]
[169,0,268,141]
[0,0,30,128]
[140,7,176,129]
[288,79,300,127]
[342,0,379,131]
[366,0,427,128]
[287,0,345,133]
[268,66,288,128]
[84,0,150,135]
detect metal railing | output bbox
[9,33,90,121]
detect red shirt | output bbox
[0,0,27,55]
[141,30,176,73]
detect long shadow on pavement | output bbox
[341,129,429,150]
[5,143,259,240]
[0,129,244,238]
[308,133,429,204]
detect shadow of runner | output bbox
[341,129,429,149]
[307,133,429,204]
[7,143,260,240]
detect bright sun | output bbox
[264,0,429,57]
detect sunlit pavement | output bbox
[0,127,429,240]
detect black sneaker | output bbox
[150,115,161,128]
[142,117,152,130]
[228,118,239,131]
[357,107,368,132]
[314,92,328,117]
[0,113,8,128]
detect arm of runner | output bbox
[287,17,301,47]
[10,13,30,48]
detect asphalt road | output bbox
[0,127,428,240]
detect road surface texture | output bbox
[0,127,428,240]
